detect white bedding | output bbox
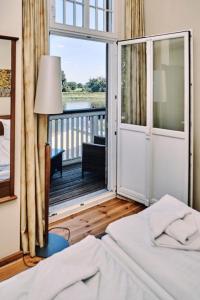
[0,136,10,180]
[0,164,10,180]
[106,202,200,300]
[0,236,160,300]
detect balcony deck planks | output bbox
[50,162,106,206]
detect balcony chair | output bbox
[82,136,105,178]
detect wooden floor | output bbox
[50,163,106,206]
[0,198,144,282]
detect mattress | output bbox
[106,203,200,300]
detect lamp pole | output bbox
[34,55,69,257]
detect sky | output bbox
[50,35,106,84]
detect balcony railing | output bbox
[49,108,106,164]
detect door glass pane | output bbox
[121,43,147,126]
[153,38,184,131]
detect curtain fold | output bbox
[125,0,144,39]
[123,0,146,126]
[21,0,48,257]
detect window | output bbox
[89,0,113,32]
[55,0,84,27]
[52,0,114,35]
[50,34,107,111]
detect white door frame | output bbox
[116,31,192,206]
[107,42,118,192]
[48,34,118,218]
[117,37,150,206]
[150,32,191,205]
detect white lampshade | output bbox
[34,55,63,114]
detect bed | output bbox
[105,200,200,300]
[0,197,200,300]
[0,117,10,181]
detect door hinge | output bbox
[114,131,117,136]
[115,95,118,100]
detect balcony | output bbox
[49,108,106,207]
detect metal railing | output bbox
[49,108,106,164]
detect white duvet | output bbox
[0,236,160,300]
[106,202,200,300]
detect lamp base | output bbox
[36,233,69,258]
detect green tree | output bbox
[85,77,106,92]
[77,83,83,90]
[67,81,77,90]
[61,70,68,92]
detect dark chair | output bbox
[82,136,106,178]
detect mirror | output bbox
[0,36,18,199]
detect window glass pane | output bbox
[50,35,107,112]
[66,1,74,25]
[76,4,83,27]
[107,0,112,10]
[98,0,104,8]
[121,43,147,126]
[90,0,96,6]
[98,9,104,31]
[90,7,96,29]
[106,12,112,32]
[54,0,113,33]
[55,0,64,23]
[153,38,184,131]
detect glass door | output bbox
[117,39,151,205]
[117,32,191,205]
[150,32,190,204]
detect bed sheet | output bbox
[0,136,10,180]
[106,203,200,300]
[0,235,160,300]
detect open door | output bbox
[117,32,191,206]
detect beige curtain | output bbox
[21,0,48,257]
[125,0,144,39]
[122,0,146,125]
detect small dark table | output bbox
[51,148,65,178]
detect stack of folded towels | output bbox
[150,194,200,250]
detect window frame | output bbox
[49,0,120,42]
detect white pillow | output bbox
[0,119,10,140]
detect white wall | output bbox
[144,0,200,210]
[0,0,22,258]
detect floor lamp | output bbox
[34,55,69,257]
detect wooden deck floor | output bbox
[0,198,144,282]
[50,163,106,207]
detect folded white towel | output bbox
[165,214,197,244]
[150,194,200,251]
[154,232,200,251]
[150,210,191,240]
